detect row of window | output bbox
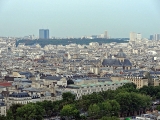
[77,85,121,93]
[80,84,123,89]
[76,87,117,99]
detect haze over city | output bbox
[0,0,160,38]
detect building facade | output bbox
[39,29,49,39]
[65,80,130,99]
[0,103,6,116]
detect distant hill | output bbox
[16,38,129,47]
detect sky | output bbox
[0,0,160,38]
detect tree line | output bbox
[1,83,160,120]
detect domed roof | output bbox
[102,59,122,66]
[116,48,126,58]
[123,59,132,66]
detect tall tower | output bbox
[104,31,108,39]
[155,34,160,40]
[130,32,137,41]
[137,33,142,40]
[39,29,49,39]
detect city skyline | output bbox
[0,0,160,37]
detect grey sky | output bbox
[0,0,160,38]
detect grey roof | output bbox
[102,59,122,66]
[41,75,63,81]
[22,87,43,92]
[116,48,126,58]
[123,59,132,66]
[102,58,132,67]
[37,59,48,63]
[0,102,5,106]
[9,92,30,98]
[0,94,4,99]
[19,72,32,78]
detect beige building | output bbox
[0,103,6,116]
[64,79,130,99]
[111,73,160,89]
[8,92,32,107]
[124,76,148,89]
[12,72,25,78]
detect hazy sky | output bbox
[0,0,160,38]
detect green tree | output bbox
[115,92,131,116]
[99,90,115,100]
[0,115,7,120]
[16,103,45,120]
[156,105,160,111]
[88,104,100,119]
[101,100,112,116]
[7,104,22,120]
[60,104,80,120]
[62,92,75,103]
[36,100,53,117]
[109,100,120,116]
[99,116,119,120]
[6,110,14,120]
[156,92,160,99]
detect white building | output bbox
[0,94,6,116]
[0,103,6,116]
[8,92,32,107]
[130,32,137,41]
[137,33,142,40]
[104,31,108,39]
[64,80,130,99]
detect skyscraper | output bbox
[150,35,154,40]
[154,34,160,40]
[39,29,49,39]
[104,31,108,39]
[130,32,137,41]
[137,33,142,40]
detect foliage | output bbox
[115,92,151,116]
[7,104,22,120]
[62,92,75,103]
[60,104,80,120]
[16,103,45,120]
[1,82,159,119]
[0,115,7,120]
[88,103,100,119]
[99,116,120,120]
[156,105,160,111]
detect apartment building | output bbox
[65,80,130,99]
[0,102,6,116]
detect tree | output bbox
[62,92,75,103]
[0,115,7,120]
[99,116,119,120]
[16,103,45,120]
[100,100,112,116]
[99,90,115,100]
[115,92,131,116]
[118,83,138,93]
[109,100,120,116]
[156,105,160,111]
[60,104,80,120]
[121,83,137,89]
[156,92,160,99]
[6,110,14,120]
[8,104,22,120]
[88,104,100,119]
[36,100,53,117]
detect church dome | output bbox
[116,48,126,58]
